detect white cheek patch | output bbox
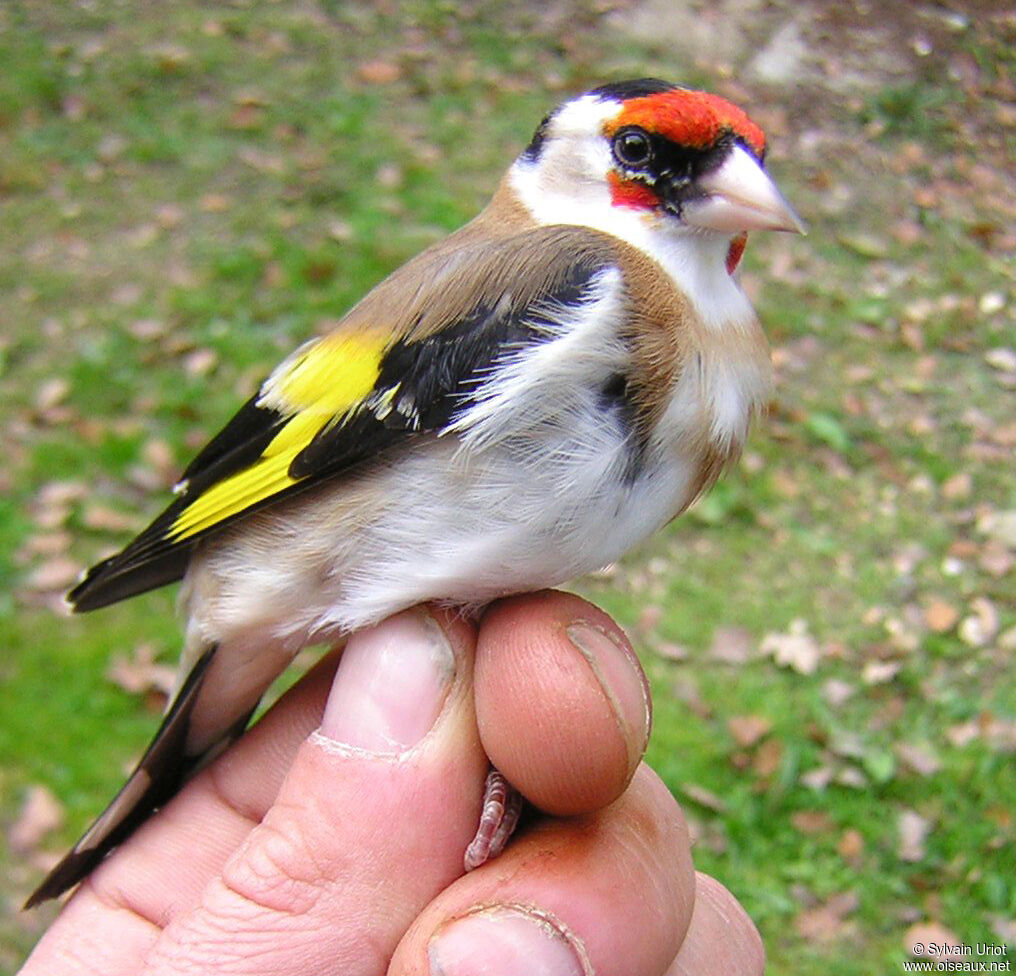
[511,153,754,332]
[511,93,761,333]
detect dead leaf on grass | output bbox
[655,642,688,662]
[837,828,864,865]
[635,603,662,636]
[941,471,972,500]
[670,673,711,719]
[862,660,902,685]
[33,480,87,529]
[904,921,961,956]
[709,625,754,665]
[34,377,70,413]
[19,531,72,559]
[898,809,931,862]
[801,764,836,790]
[791,809,834,834]
[794,891,859,943]
[977,510,1016,548]
[895,742,942,777]
[979,540,1013,577]
[357,60,401,84]
[752,738,784,778]
[989,916,1016,945]
[107,642,176,701]
[184,347,218,377]
[728,714,772,748]
[680,783,727,813]
[761,619,821,674]
[958,597,1000,647]
[25,556,80,592]
[923,599,959,633]
[835,767,868,789]
[822,678,856,707]
[985,347,1016,374]
[82,504,139,533]
[9,785,65,854]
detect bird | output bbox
[26,78,803,907]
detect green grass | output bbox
[2,2,1014,972]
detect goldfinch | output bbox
[27,79,803,906]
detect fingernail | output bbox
[319,608,455,753]
[430,905,588,976]
[566,621,651,766]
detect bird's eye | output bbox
[612,127,652,169]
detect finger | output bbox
[666,874,764,976]
[140,606,489,976]
[476,591,650,816]
[98,649,344,912]
[389,765,695,976]
[20,650,344,976]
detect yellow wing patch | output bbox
[169,331,386,541]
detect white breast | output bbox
[187,271,694,644]
[187,252,766,650]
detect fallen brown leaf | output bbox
[680,782,727,814]
[895,742,942,777]
[709,625,754,665]
[837,828,864,864]
[898,808,931,862]
[979,540,1013,577]
[357,60,401,84]
[9,785,65,854]
[985,347,1016,373]
[791,809,835,834]
[761,619,820,674]
[184,347,218,377]
[727,714,772,748]
[801,765,836,790]
[107,642,176,700]
[794,891,859,943]
[35,377,70,412]
[752,738,784,778]
[959,597,1000,647]
[25,556,80,592]
[989,916,1016,946]
[923,599,959,633]
[20,531,72,558]
[862,660,901,685]
[82,504,139,533]
[655,642,688,662]
[977,509,1016,548]
[941,471,972,500]
[904,921,961,956]
[822,678,856,707]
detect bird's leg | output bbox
[464,767,524,871]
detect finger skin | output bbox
[139,608,486,976]
[22,611,486,976]
[22,591,656,976]
[389,765,696,976]
[476,591,651,815]
[666,874,764,976]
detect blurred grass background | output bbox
[2,1,1014,972]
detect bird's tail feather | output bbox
[25,642,231,908]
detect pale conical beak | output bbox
[684,144,806,234]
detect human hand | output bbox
[21,590,762,975]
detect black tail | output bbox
[25,645,220,908]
